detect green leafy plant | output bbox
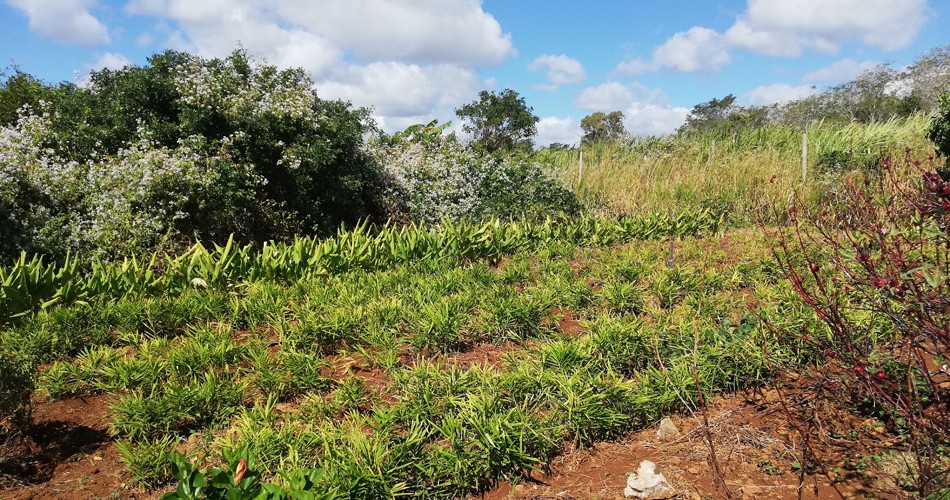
[0,349,33,440]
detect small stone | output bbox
[687,466,700,474]
[92,455,104,461]
[623,460,676,499]
[670,457,681,466]
[656,417,681,441]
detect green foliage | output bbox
[0,48,381,261]
[679,94,744,135]
[117,436,179,489]
[110,372,246,441]
[581,111,627,145]
[375,126,580,223]
[163,449,269,500]
[929,93,950,159]
[0,349,33,439]
[0,211,719,325]
[455,89,539,153]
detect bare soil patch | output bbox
[0,394,147,499]
[481,383,914,500]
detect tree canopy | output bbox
[581,111,627,145]
[455,89,539,153]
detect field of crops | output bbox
[4,200,926,499]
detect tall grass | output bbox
[537,115,933,223]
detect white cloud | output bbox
[737,0,927,53]
[121,0,514,131]
[535,117,581,147]
[90,52,131,71]
[652,27,731,72]
[575,81,671,112]
[125,0,514,69]
[723,20,825,57]
[6,0,110,45]
[613,27,730,74]
[725,0,928,57]
[744,83,817,106]
[528,54,586,90]
[317,62,480,119]
[623,103,689,137]
[575,82,635,111]
[802,59,879,83]
[624,0,928,74]
[575,82,687,136]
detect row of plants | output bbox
[0,210,720,325]
[1,226,811,496]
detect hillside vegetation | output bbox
[1,43,948,498]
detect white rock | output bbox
[624,460,676,499]
[656,417,681,440]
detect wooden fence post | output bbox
[578,150,584,187]
[801,131,808,181]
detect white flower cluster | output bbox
[174,58,317,122]
[0,104,81,248]
[0,103,258,256]
[375,139,489,224]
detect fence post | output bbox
[801,131,808,181]
[668,209,675,267]
[578,150,584,187]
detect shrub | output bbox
[373,123,579,224]
[767,154,950,494]
[928,93,950,160]
[0,350,33,440]
[0,48,382,261]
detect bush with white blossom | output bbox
[373,122,580,224]
[0,49,381,260]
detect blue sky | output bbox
[1,0,945,145]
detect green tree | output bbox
[0,69,67,126]
[929,93,950,160]
[580,111,627,145]
[455,89,539,153]
[677,95,739,134]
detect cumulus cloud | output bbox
[317,62,481,119]
[575,82,687,136]
[89,52,131,71]
[535,117,581,147]
[652,27,731,72]
[733,0,927,54]
[614,27,730,74]
[620,0,928,74]
[744,83,817,106]
[6,0,110,45]
[575,82,635,111]
[623,103,689,137]
[528,54,586,91]
[803,58,880,83]
[125,0,514,70]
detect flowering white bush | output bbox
[1,48,379,261]
[373,128,579,224]
[173,55,317,121]
[79,129,262,255]
[0,104,78,256]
